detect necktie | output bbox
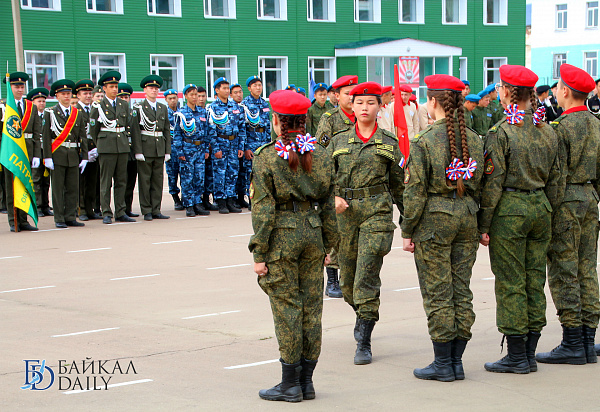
[113,100,116,109]
[65,108,70,118]
[86,107,90,113]
[17,101,23,117]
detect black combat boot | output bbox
[217,199,229,214]
[536,326,586,365]
[354,316,360,342]
[582,326,597,364]
[451,339,468,380]
[237,193,250,208]
[299,358,317,400]
[595,344,600,356]
[203,193,218,211]
[194,203,210,216]
[186,207,195,217]
[414,341,455,382]
[484,335,530,373]
[525,331,541,372]
[172,193,184,211]
[258,359,302,403]
[325,267,343,298]
[227,197,242,213]
[354,319,376,365]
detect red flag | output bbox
[394,64,409,160]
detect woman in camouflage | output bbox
[402,75,484,382]
[248,90,338,402]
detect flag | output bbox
[308,69,316,102]
[393,64,410,161]
[0,73,38,226]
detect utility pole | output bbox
[11,0,24,71]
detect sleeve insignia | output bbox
[404,166,410,184]
[90,119,95,126]
[249,182,255,199]
[484,159,494,174]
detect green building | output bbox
[1,0,525,101]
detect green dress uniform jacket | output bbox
[77,102,98,217]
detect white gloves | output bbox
[135,154,146,161]
[88,148,98,162]
[79,159,88,174]
[544,97,552,106]
[31,157,40,168]
[164,154,171,162]
[44,158,54,170]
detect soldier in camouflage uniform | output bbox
[402,75,484,382]
[328,82,404,365]
[316,75,358,299]
[164,88,184,211]
[471,89,492,136]
[478,65,563,374]
[463,94,480,131]
[536,64,600,366]
[306,82,334,136]
[249,90,337,402]
[486,85,504,126]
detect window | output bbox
[584,51,598,78]
[399,0,424,23]
[206,56,237,99]
[459,57,467,81]
[25,51,64,90]
[20,0,61,11]
[204,0,236,18]
[151,55,184,92]
[367,57,404,87]
[587,2,599,28]
[90,53,126,85]
[308,57,335,86]
[148,0,181,17]
[556,4,567,30]
[484,0,507,25]
[483,57,507,87]
[307,0,335,21]
[443,0,466,24]
[259,57,288,99]
[553,53,567,79]
[258,0,287,19]
[87,0,123,13]
[354,0,381,23]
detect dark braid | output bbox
[443,91,458,160]
[507,83,524,127]
[529,87,544,128]
[296,115,313,172]
[278,114,299,171]
[456,93,470,164]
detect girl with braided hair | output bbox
[402,74,484,382]
[478,65,562,374]
[249,90,338,402]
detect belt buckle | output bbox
[344,188,353,201]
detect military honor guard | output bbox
[164,88,184,211]
[585,77,600,120]
[536,85,559,123]
[306,82,334,137]
[116,82,140,218]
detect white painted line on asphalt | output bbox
[0,285,56,294]
[393,286,420,292]
[224,359,279,370]
[63,379,153,395]
[67,247,112,254]
[52,327,120,338]
[228,234,253,237]
[182,310,241,320]
[175,216,209,220]
[0,255,22,260]
[391,246,403,250]
[239,212,251,215]
[323,297,336,301]
[152,240,193,245]
[111,274,161,281]
[34,228,69,232]
[206,263,251,270]
[113,221,141,225]
[482,277,495,280]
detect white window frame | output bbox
[150,54,184,92]
[587,1,599,29]
[556,4,567,30]
[147,0,181,17]
[24,50,65,91]
[354,0,381,24]
[307,0,336,22]
[204,0,237,19]
[483,0,507,25]
[89,53,127,85]
[20,0,61,11]
[205,55,238,100]
[257,0,287,20]
[398,0,424,24]
[483,57,507,88]
[87,0,124,14]
[584,51,598,79]
[258,56,288,100]
[308,56,336,88]
[552,52,567,80]
[442,0,467,25]
[459,57,468,81]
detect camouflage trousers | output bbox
[212,139,240,200]
[179,148,206,208]
[258,212,326,363]
[165,149,180,196]
[204,152,214,195]
[489,191,551,336]
[413,198,479,343]
[548,184,600,329]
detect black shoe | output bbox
[325,267,343,298]
[152,213,170,219]
[19,223,39,231]
[79,214,89,221]
[144,213,153,221]
[89,213,102,220]
[451,339,468,380]
[414,341,455,382]
[582,326,597,364]
[536,326,587,365]
[194,203,210,216]
[103,216,112,224]
[38,209,45,217]
[0,208,7,214]
[66,220,84,227]
[238,193,250,208]
[299,358,317,400]
[172,193,184,211]
[258,359,302,403]
[217,199,229,214]
[126,211,140,217]
[203,193,219,211]
[227,197,242,213]
[186,207,196,217]
[116,215,135,222]
[55,222,67,228]
[354,319,376,365]
[41,208,53,216]
[526,331,541,372]
[485,335,530,373]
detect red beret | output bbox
[381,86,393,94]
[409,94,417,101]
[332,75,359,89]
[349,81,382,96]
[399,85,413,93]
[560,64,596,94]
[499,64,538,88]
[268,90,311,115]
[424,74,465,92]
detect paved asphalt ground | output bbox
[1,184,599,411]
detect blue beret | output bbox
[477,89,490,98]
[465,94,481,103]
[313,83,328,93]
[246,75,261,88]
[230,83,242,90]
[297,87,306,94]
[164,88,178,97]
[183,84,197,95]
[285,84,296,90]
[484,83,496,94]
[461,80,470,86]
[213,77,229,89]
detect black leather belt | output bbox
[184,138,204,145]
[275,200,319,212]
[337,184,387,201]
[218,134,235,140]
[504,187,542,194]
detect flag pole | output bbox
[13,178,18,233]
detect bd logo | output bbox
[6,115,23,140]
[21,360,55,390]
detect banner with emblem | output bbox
[0,73,38,226]
[398,57,420,88]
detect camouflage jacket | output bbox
[306,100,335,137]
[315,106,354,147]
[471,106,492,136]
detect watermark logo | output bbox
[21,360,55,391]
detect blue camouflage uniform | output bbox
[165,91,181,196]
[240,93,271,197]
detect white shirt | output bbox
[58,103,71,117]
[147,99,157,110]
[106,97,116,107]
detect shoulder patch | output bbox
[254,141,275,156]
[404,166,411,184]
[376,149,395,161]
[332,148,350,157]
[132,109,137,116]
[550,121,559,125]
[90,119,95,127]
[484,158,494,174]
[376,143,395,152]
[323,112,332,117]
